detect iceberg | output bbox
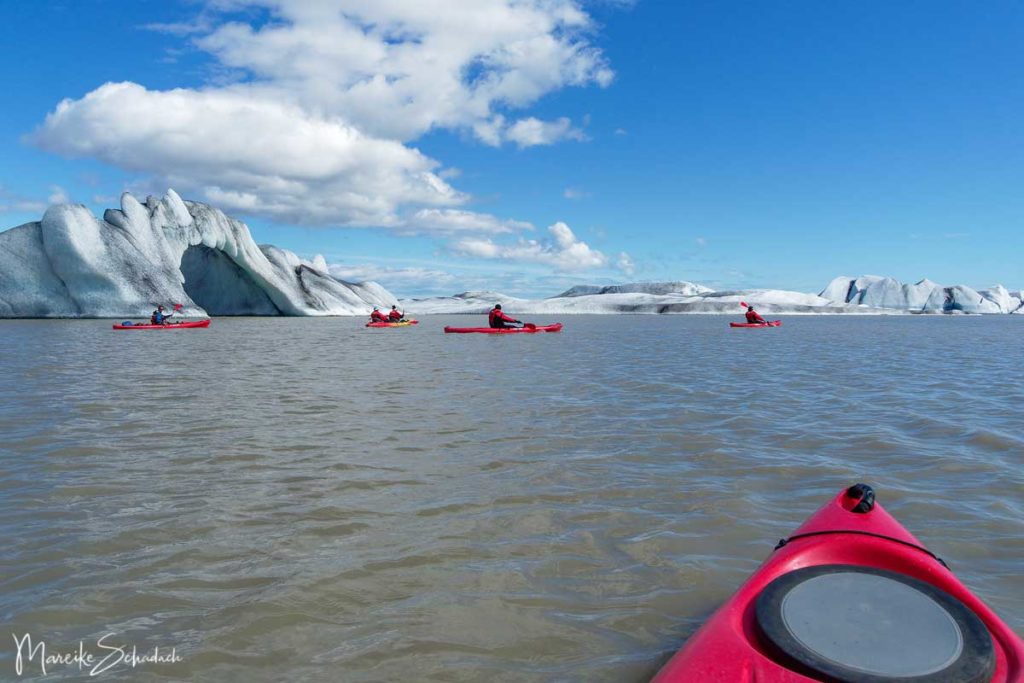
[406,277,1022,316]
[0,191,396,317]
[1012,290,1024,314]
[2,192,1018,318]
[819,276,1020,314]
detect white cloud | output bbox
[327,262,458,295]
[616,251,635,275]
[329,262,455,283]
[35,1,613,229]
[563,187,588,200]
[34,83,462,227]
[0,186,47,215]
[452,221,609,271]
[192,1,613,142]
[472,114,586,148]
[406,208,532,235]
[505,116,586,148]
[47,185,70,205]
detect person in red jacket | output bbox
[387,305,404,321]
[488,303,521,329]
[370,306,389,323]
[745,305,768,324]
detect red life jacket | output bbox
[746,310,761,323]
[489,308,514,327]
[370,310,387,322]
[388,309,402,320]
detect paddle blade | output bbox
[740,300,747,308]
[173,303,183,311]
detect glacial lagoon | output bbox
[2,314,1021,681]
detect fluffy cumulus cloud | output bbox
[453,221,629,272]
[34,83,461,227]
[32,0,613,230]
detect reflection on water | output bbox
[1,315,1021,681]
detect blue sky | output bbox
[1,0,1021,297]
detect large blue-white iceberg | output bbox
[819,276,1022,314]
[0,190,395,317]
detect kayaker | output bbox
[388,305,404,322]
[370,307,389,323]
[488,303,521,329]
[745,305,768,324]
[150,305,173,325]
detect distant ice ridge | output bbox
[0,190,396,317]
[406,278,1022,315]
[820,276,1024,314]
[404,286,864,315]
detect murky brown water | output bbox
[1,315,1022,681]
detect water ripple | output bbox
[0,315,1021,681]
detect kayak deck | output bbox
[113,319,211,330]
[730,320,781,327]
[444,323,563,334]
[651,485,1023,682]
[366,320,419,327]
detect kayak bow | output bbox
[443,323,563,334]
[652,484,1023,682]
[113,320,211,330]
[730,320,782,328]
[366,320,419,327]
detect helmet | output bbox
[391,305,397,309]
[494,304,502,310]
[373,306,379,311]
[747,305,754,310]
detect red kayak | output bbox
[113,319,210,330]
[652,484,1023,682]
[730,320,782,328]
[444,323,563,334]
[366,320,419,327]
